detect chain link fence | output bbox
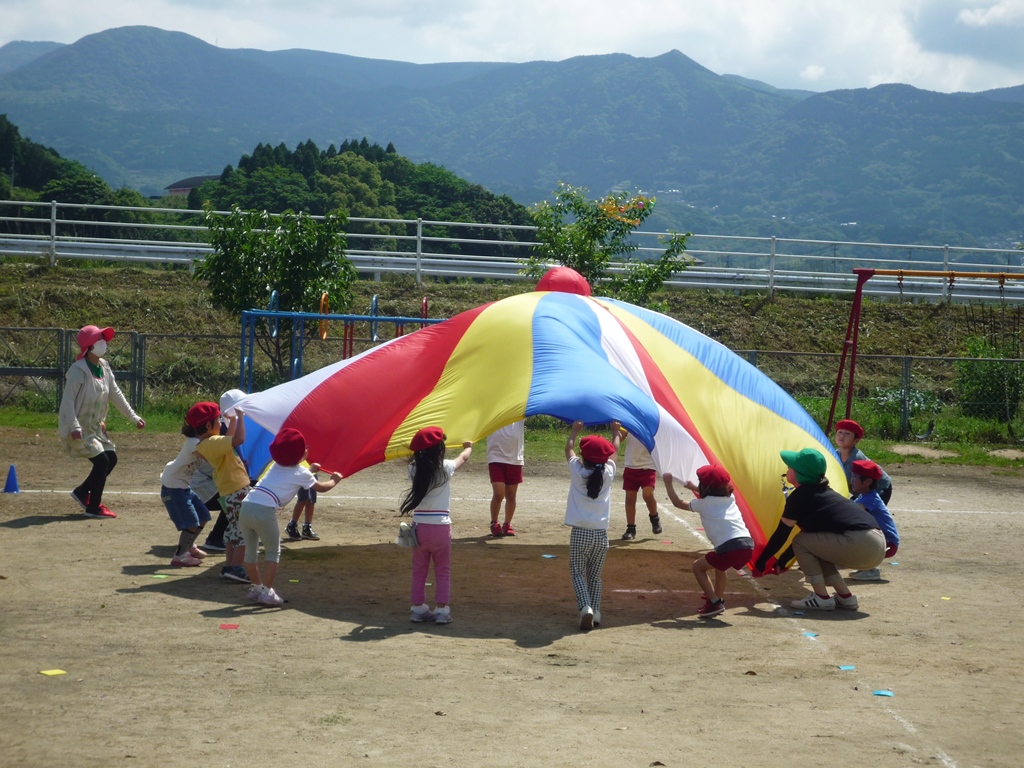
[4,326,1023,445]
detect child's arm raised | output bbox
[610,420,622,452]
[452,441,473,469]
[565,420,583,461]
[662,472,692,511]
[231,412,246,448]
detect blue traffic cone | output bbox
[4,464,19,494]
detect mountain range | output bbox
[1,25,1023,246]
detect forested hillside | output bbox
[1,26,1022,246]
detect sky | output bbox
[2,0,1024,93]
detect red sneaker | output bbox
[501,522,516,536]
[489,521,504,537]
[96,504,117,518]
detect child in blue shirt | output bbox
[849,459,899,581]
[835,419,893,503]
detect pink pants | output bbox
[411,523,452,605]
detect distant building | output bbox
[164,175,218,196]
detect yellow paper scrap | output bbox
[39,669,67,676]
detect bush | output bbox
[954,338,1022,421]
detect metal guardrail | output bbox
[2,199,1023,302]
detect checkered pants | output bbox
[569,527,609,612]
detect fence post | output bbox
[941,244,950,300]
[768,237,777,297]
[415,218,423,285]
[136,333,146,411]
[49,201,57,267]
[900,356,912,440]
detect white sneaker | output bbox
[258,588,284,606]
[834,593,859,610]
[170,553,202,567]
[593,610,601,627]
[433,606,452,624]
[851,568,881,581]
[579,606,594,631]
[790,593,835,611]
[410,604,434,622]
[246,585,262,602]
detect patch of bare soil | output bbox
[1,428,1022,767]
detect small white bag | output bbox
[395,521,418,548]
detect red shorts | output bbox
[488,463,523,485]
[705,547,754,572]
[622,467,657,492]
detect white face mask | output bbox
[91,339,108,357]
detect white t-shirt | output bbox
[486,421,525,465]
[410,459,456,525]
[564,456,616,530]
[623,434,655,470]
[245,462,317,511]
[689,495,750,549]
[160,437,201,489]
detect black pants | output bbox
[76,450,118,513]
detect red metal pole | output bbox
[826,269,875,434]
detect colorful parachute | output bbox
[235,289,844,546]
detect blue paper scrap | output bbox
[802,631,818,638]
[889,562,899,566]
[541,554,557,559]
[838,665,856,671]
[873,690,894,697]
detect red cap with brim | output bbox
[580,435,616,464]
[410,426,445,452]
[269,428,306,466]
[696,463,731,488]
[186,401,220,429]
[835,419,865,439]
[851,459,883,481]
[76,325,115,360]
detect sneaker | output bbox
[650,515,663,535]
[257,588,284,606]
[410,604,434,623]
[593,610,601,627]
[698,598,725,618]
[621,525,637,541]
[285,522,302,541]
[501,522,516,536]
[579,606,594,631]
[851,568,881,581]
[170,552,202,567]
[489,521,504,537]
[301,524,320,541]
[202,540,226,552]
[220,565,250,583]
[790,593,836,611]
[835,593,860,610]
[82,508,105,519]
[246,585,262,601]
[189,546,208,559]
[70,489,89,511]
[433,606,452,624]
[96,504,117,518]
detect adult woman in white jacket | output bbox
[59,325,145,518]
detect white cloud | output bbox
[800,65,826,83]
[958,1,1024,26]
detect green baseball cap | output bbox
[780,448,827,484]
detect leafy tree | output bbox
[197,205,357,380]
[527,182,691,306]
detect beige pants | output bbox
[793,528,885,582]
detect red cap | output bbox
[269,428,306,466]
[535,267,592,296]
[580,435,616,464]
[835,419,865,438]
[410,426,445,452]
[186,401,220,429]
[76,325,115,360]
[851,459,883,481]
[696,463,731,488]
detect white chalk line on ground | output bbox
[658,502,959,768]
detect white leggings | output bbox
[239,500,281,564]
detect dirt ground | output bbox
[1,427,1022,768]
